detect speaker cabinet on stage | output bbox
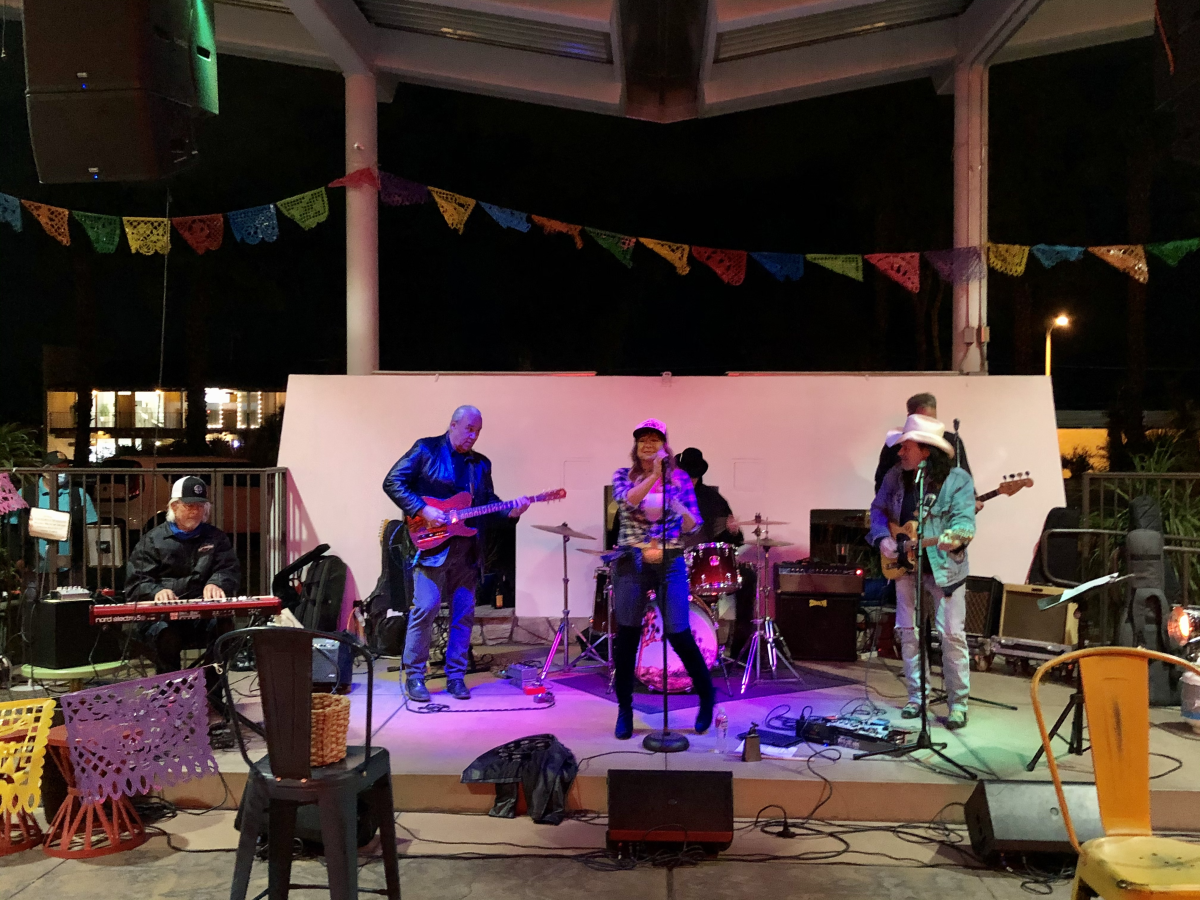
[607,770,733,851]
[964,576,1003,637]
[999,584,1076,646]
[22,0,218,183]
[31,599,123,669]
[964,780,1103,860]
[774,593,858,661]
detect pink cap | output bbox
[633,418,668,441]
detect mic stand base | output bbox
[643,729,689,753]
[852,725,977,780]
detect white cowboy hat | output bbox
[885,414,955,457]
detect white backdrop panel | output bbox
[278,374,1065,621]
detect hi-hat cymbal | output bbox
[743,537,794,548]
[576,548,609,557]
[532,523,597,540]
[736,517,790,527]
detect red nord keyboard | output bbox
[90,595,282,625]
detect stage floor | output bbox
[172,650,1200,829]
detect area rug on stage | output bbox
[553,667,859,715]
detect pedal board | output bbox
[499,660,542,689]
[801,714,912,754]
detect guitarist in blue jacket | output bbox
[868,415,976,730]
[384,406,530,702]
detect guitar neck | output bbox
[453,498,523,520]
[976,489,1000,503]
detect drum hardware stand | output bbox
[738,517,802,694]
[535,523,606,680]
[854,463,975,780]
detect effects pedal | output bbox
[800,714,912,754]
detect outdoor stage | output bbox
[168,650,1200,831]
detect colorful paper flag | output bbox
[531,215,583,249]
[379,172,431,206]
[865,253,921,293]
[749,252,804,282]
[172,215,224,255]
[925,247,984,283]
[0,193,21,232]
[639,239,691,275]
[1088,245,1149,284]
[123,218,171,256]
[428,188,476,235]
[329,167,380,190]
[21,201,70,246]
[0,472,27,515]
[276,188,329,231]
[691,247,747,286]
[71,211,121,254]
[986,243,1030,277]
[806,254,863,282]
[1030,244,1085,268]
[227,205,280,245]
[1146,238,1199,267]
[480,203,531,232]
[586,228,636,267]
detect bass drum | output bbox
[635,599,718,693]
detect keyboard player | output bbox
[123,476,241,672]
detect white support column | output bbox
[952,63,989,374]
[345,72,379,375]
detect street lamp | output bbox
[1045,314,1070,377]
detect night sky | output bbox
[2,25,1197,430]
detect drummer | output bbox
[609,419,716,741]
[675,448,756,659]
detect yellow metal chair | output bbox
[1031,647,1200,900]
[0,698,56,854]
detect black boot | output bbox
[613,626,639,740]
[667,629,715,733]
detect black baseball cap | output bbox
[171,476,210,504]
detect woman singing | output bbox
[609,418,715,740]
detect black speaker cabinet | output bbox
[31,599,123,669]
[23,0,218,183]
[607,770,733,851]
[964,576,1003,637]
[774,592,858,661]
[964,780,1104,860]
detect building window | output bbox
[92,392,116,428]
[134,391,165,428]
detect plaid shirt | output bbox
[612,467,702,548]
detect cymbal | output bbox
[532,523,597,541]
[736,517,790,527]
[743,537,794,548]
[576,548,609,557]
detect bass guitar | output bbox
[407,488,567,551]
[880,472,1033,580]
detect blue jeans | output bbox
[403,538,477,679]
[611,551,689,633]
[896,573,970,710]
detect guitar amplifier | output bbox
[774,593,859,661]
[31,598,123,669]
[775,562,864,596]
[994,583,1076,658]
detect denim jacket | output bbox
[868,465,976,587]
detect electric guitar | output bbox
[406,489,567,551]
[880,473,1033,580]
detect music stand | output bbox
[1024,572,1133,771]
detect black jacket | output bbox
[124,521,241,603]
[382,433,509,567]
[461,734,578,825]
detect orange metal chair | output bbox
[0,698,56,854]
[1031,647,1200,900]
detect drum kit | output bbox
[550,511,804,695]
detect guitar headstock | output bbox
[998,472,1034,495]
[532,488,568,503]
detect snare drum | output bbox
[686,542,741,597]
[634,599,718,693]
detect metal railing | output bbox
[2,466,287,599]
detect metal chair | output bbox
[1031,647,1200,900]
[215,627,400,900]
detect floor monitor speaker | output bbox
[606,769,733,851]
[964,780,1103,860]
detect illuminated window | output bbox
[92,391,116,428]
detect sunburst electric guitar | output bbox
[880,473,1033,580]
[406,489,567,551]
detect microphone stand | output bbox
[854,461,975,779]
[643,459,689,754]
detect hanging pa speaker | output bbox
[964,780,1104,860]
[22,0,218,183]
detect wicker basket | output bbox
[310,693,350,767]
